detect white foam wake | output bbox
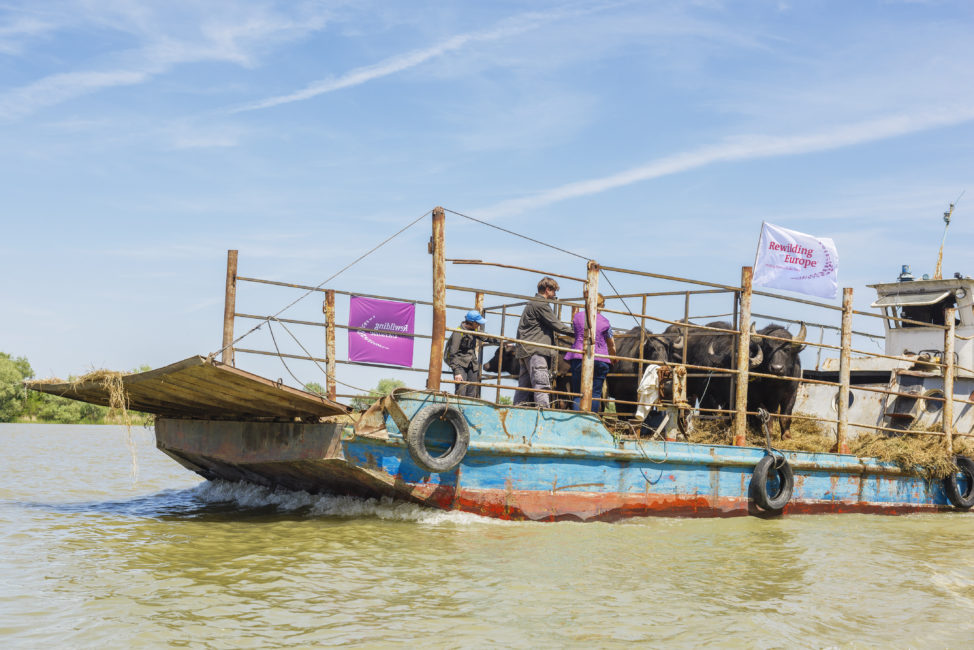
[191,480,502,525]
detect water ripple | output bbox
[4,424,974,647]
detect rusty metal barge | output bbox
[30,207,974,521]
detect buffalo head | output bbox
[759,322,806,376]
[671,321,763,369]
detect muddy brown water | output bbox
[2,423,974,647]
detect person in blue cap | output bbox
[444,309,498,397]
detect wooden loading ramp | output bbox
[27,356,347,420]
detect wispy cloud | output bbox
[479,106,974,218]
[0,3,331,120]
[232,7,590,113]
[0,68,156,120]
[0,15,57,54]
[166,122,244,150]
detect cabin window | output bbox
[900,297,956,328]
[874,291,957,329]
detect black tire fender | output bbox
[750,454,794,511]
[944,456,974,509]
[406,404,470,473]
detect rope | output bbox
[633,435,667,484]
[444,208,589,261]
[698,371,714,407]
[759,407,786,468]
[270,318,371,394]
[210,209,432,359]
[446,208,647,331]
[598,269,642,328]
[265,321,308,393]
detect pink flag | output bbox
[348,296,416,367]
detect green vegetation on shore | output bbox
[304,378,407,411]
[0,352,151,424]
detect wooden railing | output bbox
[219,209,972,452]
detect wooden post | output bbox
[815,327,825,371]
[638,295,647,385]
[324,290,337,401]
[733,267,753,446]
[475,291,485,396]
[681,292,690,365]
[496,305,507,403]
[944,307,956,454]
[836,287,853,454]
[580,261,599,411]
[222,249,238,366]
[730,287,739,415]
[427,207,447,391]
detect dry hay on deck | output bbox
[52,369,135,424]
[33,369,147,425]
[621,408,970,478]
[684,417,731,445]
[27,376,67,385]
[684,413,834,453]
[602,416,642,439]
[690,413,971,478]
[82,371,130,423]
[850,428,972,479]
[746,414,834,453]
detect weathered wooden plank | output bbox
[156,370,325,417]
[145,372,299,417]
[27,356,345,419]
[188,366,331,411]
[167,371,326,418]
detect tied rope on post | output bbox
[759,407,786,469]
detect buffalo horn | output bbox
[793,322,807,347]
[749,323,764,366]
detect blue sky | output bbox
[2,0,973,393]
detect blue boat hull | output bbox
[154,392,964,521]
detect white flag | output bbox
[753,222,838,299]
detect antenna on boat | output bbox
[933,190,965,280]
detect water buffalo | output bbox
[483,341,573,408]
[604,326,675,418]
[747,323,806,437]
[670,321,763,413]
[483,342,519,376]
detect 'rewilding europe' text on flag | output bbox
[752,222,839,299]
[348,296,416,367]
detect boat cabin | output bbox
[869,274,974,378]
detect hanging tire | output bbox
[406,404,470,473]
[751,454,794,511]
[944,456,974,509]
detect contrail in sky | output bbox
[232,8,584,113]
[479,107,974,218]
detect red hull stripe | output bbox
[415,487,948,522]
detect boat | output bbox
[29,207,974,521]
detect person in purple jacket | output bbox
[564,293,616,411]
